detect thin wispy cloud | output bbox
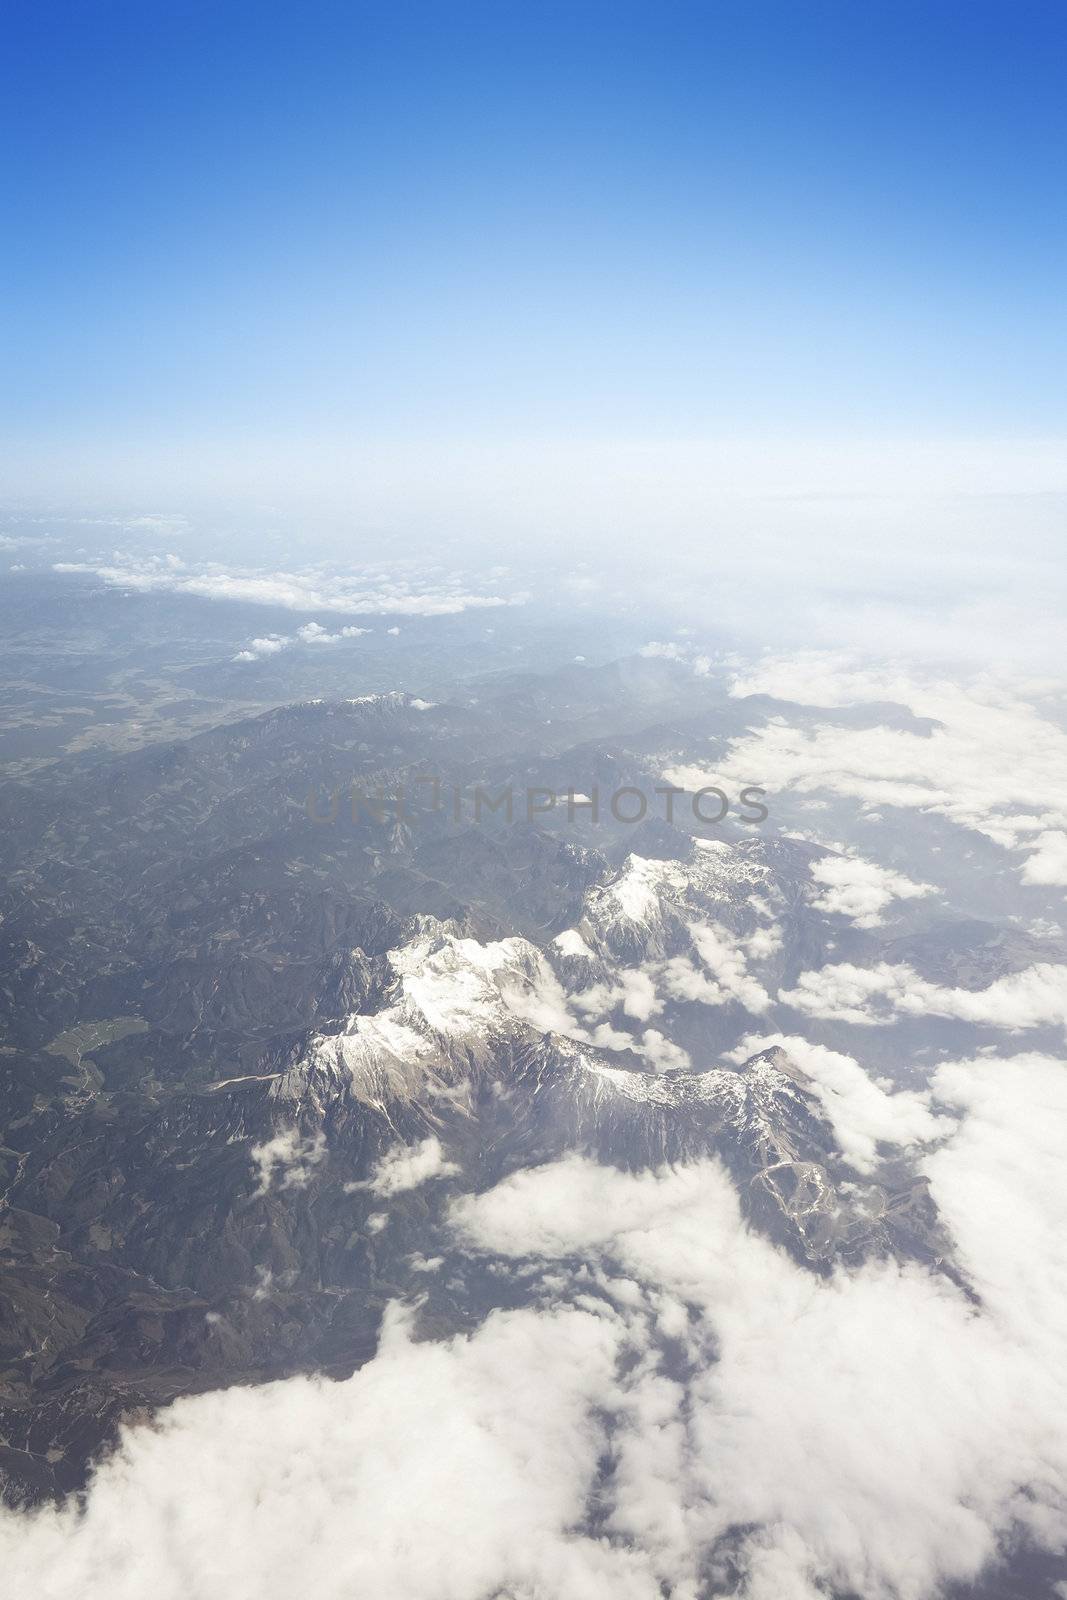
[52,554,524,617]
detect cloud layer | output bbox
[666,655,1067,889]
[53,554,521,617]
[4,1050,1065,1600]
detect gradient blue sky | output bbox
[4,0,1066,458]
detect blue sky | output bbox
[4,0,1066,453]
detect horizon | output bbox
[3,1,1066,517]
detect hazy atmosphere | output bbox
[2,5,1066,1600]
[4,1,1067,658]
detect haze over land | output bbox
[2,4,1066,1599]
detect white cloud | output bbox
[233,622,376,659]
[233,633,290,661]
[572,969,662,1025]
[729,653,931,710]
[638,1028,691,1072]
[293,621,336,645]
[297,621,332,643]
[54,557,519,617]
[662,922,771,1015]
[347,1136,460,1198]
[638,640,713,677]
[807,851,934,928]
[453,1081,1067,1600]
[5,1052,1067,1600]
[781,959,1067,1032]
[665,656,1067,886]
[408,1254,445,1273]
[0,1300,659,1600]
[249,1129,326,1194]
[744,922,783,960]
[727,1032,945,1171]
[1021,829,1067,886]
[619,970,661,1021]
[924,1052,1067,1341]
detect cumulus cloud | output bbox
[297,621,369,645]
[924,1052,1067,1340]
[744,921,783,960]
[781,959,1067,1031]
[637,1028,691,1072]
[1021,829,1067,887]
[726,1032,945,1171]
[233,634,290,661]
[408,1253,445,1273]
[0,1300,660,1600]
[807,851,934,928]
[347,1136,460,1198]
[542,918,774,1063]
[233,621,372,660]
[297,621,334,644]
[662,922,772,1014]
[249,1128,326,1194]
[619,970,661,1021]
[572,968,662,1025]
[501,952,690,1069]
